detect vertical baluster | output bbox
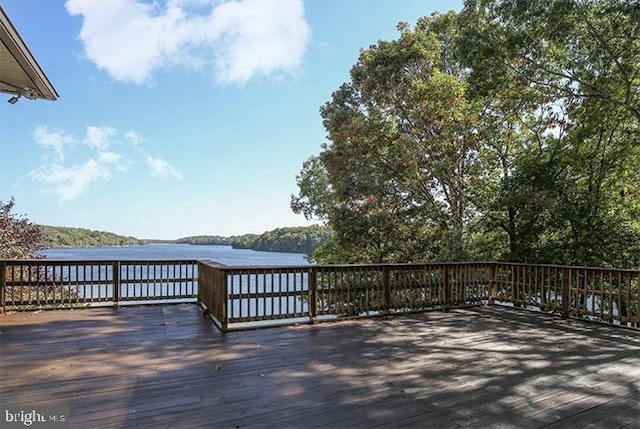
[113,262,120,308]
[20,265,32,305]
[309,267,317,323]
[7,263,13,305]
[277,269,283,317]
[152,263,156,299]
[625,271,632,326]
[0,260,5,313]
[263,270,268,318]
[251,271,257,319]
[292,269,296,315]
[526,265,531,308]
[635,271,640,327]
[239,271,244,317]
[562,267,571,319]
[245,272,250,319]
[617,271,623,324]
[172,263,177,298]
[589,269,595,316]
[597,270,603,320]
[144,262,148,299]
[584,269,590,316]
[242,272,248,320]
[34,262,39,307]
[636,271,640,327]
[229,272,235,321]
[297,269,302,316]
[69,264,74,304]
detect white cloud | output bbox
[146,156,182,179]
[29,125,180,200]
[207,0,309,84]
[98,151,127,172]
[32,126,75,161]
[65,0,309,85]
[124,130,144,147]
[97,151,123,164]
[83,126,117,149]
[28,159,112,201]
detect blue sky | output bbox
[0,0,462,239]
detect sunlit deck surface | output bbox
[1,305,639,429]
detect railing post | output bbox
[113,261,120,309]
[488,263,497,305]
[309,267,318,324]
[383,265,390,314]
[220,269,228,332]
[562,267,571,319]
[0,261,6,314]
[197,261,207,316]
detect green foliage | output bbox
[292,2,640,268]
[231,225,331,255]
[293,13,487,264]
[0,199,75,303]
[0,198,46,259]
[174,235,232,245]
[41,225,142,248]
[459,0,640,267]
[40,224,329,256]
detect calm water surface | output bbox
[43,244,309,266]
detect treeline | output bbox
[174,226,331,254]
[174,235,232,245]
[230,226,331,254]
[41,225,143,248]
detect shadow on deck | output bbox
[1,305,639,428]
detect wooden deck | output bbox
[1,305,639,428]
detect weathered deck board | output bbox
[1,304,639,428]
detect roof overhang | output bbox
[0,6,58,101]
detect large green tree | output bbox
[293,1,640,268]
[459,0,640,267]
[293,13,487,263]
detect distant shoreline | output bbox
[41,225,329,256]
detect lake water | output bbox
[41,245,311,317]
[43,244,309,266]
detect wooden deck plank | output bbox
[1,304,639,429]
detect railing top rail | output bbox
[1,259,200,264]
[315,261,493,269]
[494,261,640,273]
[197,259,229,269]
[2,259,638,273]
[207,261,497,271]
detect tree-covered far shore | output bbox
[174,225,331,254]
[38,223,331,255]
[40,225,144,248]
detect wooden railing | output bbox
[0,259,198,310]
[198,260,639,331]
[493,263,640,326]
[2,259,637,331]
[198,261,492,331]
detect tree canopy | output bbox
[292,1,640,268]
[231,225,331,255]
[41,225,143,248]
[0,199,46,259]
